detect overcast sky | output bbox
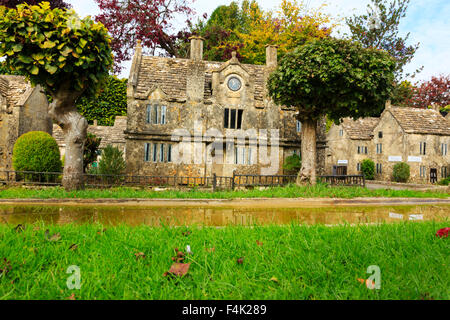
[68,0,450,83]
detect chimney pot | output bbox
[266,45,278,68]
[189,36,204,61]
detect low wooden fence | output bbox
[0,170,365,189]
[317,175,365,187]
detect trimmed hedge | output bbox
[12,131,62,173]
[393,162,410,183]
[361,159,375,180]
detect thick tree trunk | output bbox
[297,119,317,185]
[47,81,86,191]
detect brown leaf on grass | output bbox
[0,258,11,275]
[135,252,146,260]
[164,263,191,277]
[97,228,107,235]
[69,244,78,251]
[269,277,279,283]
[171,248,186,263]
[256,240,263,246]
[66,293,76,300]
[14,224,25,233]
[49,232,61,242]
[357,278,375,287]
[237,257,244,265]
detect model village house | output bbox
[326,102,450,183]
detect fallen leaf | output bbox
[164,263,191,277]
[49,232,61,242]
[357,278,375,288]
[69,244,78,251]
[237,257,244,265]
[436,227,450,238]
[66,293,76,300]
[14,224,25,233]
[135,252,146,260]
[0,258,11,275]
[256,240,263,246]
[269,277,279,283]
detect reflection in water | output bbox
[0,204,449,226]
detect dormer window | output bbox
[146,104,167,125]
[296,121,301,132]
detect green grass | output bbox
[0,221,448,299]
[0,184,448,200]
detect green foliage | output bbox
[268,37,396,123]
[83,133,101,173]
[438,177,450,186]
[283,154,302,174]
[12,131,62,173]
[98,145,125,176]
[361,159,375,180]
[0,2,113,97]
[77,75,127,125]
[392,162,410,183]
[346,0,421,80]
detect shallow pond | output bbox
[0,204,449,226]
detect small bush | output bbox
[13,131,62,173]
[361,159,375,180]
[98,145,125,176]
[283,154,301,174]
[438,177,450,186]
[393,162,410,183]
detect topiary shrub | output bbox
[13,131,62,173]
[98,145,125,176]
[393,162,410,183]
[283,154,301,175]
[361,159,375,180]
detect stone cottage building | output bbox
[0,75,52,176]
[326,102,450,183]
[125,38,326,178]
[53,116,127,158]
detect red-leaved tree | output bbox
[0,0,70,9]
[410,75,450,109]
[94,0,195,72]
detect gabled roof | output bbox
[52,117,127,149]
[0,75,33,109]
[133,56,265,102]
[341,117,380,140]
[388,106,450,136]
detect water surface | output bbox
[0,204,448,226]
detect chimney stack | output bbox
[266,45,278,69]
[385,100,392,110]
[189,36,204,61]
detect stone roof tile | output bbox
[341,117,380,140]
[389,106,450,135]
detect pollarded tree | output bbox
[0,2,113,190]
[268,38,396,184]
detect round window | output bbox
[227,76,242,92]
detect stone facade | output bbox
[53,116,127,157]
[326,103,450,183]
[0,75,52,175]
[125,38,326,177]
